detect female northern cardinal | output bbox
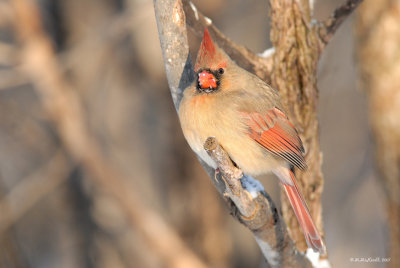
[178,28,326,254]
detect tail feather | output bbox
[282,170,326,255]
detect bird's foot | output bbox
[214,168,220,182]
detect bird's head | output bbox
[194,29,230,94]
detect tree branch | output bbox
[204,137,312,268]
[154,0,313,266]
[153,0,193,109]
[269,0,327,255]
[204,137,253,217]
[318,0,363,45]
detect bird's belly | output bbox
[182,121,280,176]
[181,127,218,169]
[221,134,281,176]
[179,93,282,175]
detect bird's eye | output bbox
[218,68,224,74]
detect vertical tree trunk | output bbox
[356,1,400,267]
[269,0,325,252]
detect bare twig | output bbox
[318,0,363,45]
[11,0,207,267]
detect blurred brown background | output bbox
[0,0,389,267]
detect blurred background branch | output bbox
[8,0,208,267]
[356,1,400,267]
[0,149,70,234]
[0,1,14,28]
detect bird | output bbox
[178,28,326,254]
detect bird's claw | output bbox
[214,168,220,181]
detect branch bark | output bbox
[269,0,360,255]
[204,137,312,267]
[269,0,325,253]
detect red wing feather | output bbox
[243,108,307,170]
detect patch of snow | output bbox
[255,237,279,266]
[309,0,315,14]
[306,248,331,268]
[174,10,180,23]
[204,16,212,25]
[311,18,318,26]
[241,175,264,198]
[189,1,199,20]
[258,47,275,58]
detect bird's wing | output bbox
[241,107,307,170]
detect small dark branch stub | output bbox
[318,0,363,45]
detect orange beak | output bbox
[198,70,217,89]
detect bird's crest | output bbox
[195,28,225,71]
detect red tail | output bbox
[282,170,326,254]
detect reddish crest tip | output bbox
[194,28,226,71]
[201,28,215,56]
[203,28,211,41]
[194,28,216,71]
